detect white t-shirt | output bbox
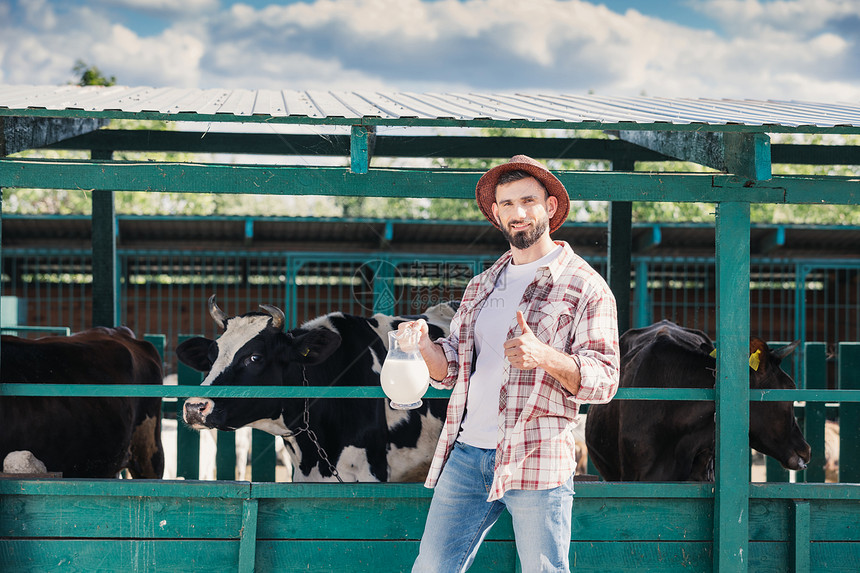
[458,245,563,449]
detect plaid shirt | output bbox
[427,241,620,501]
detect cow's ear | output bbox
[748,338,768,372]
[289,329,341,365]
[176,337,215,372]
[749,338,767,354]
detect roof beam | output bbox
[724,132,772,181]
[44,130,860,166]
[614,131,772,180]
[771,143,860,165]
[0,117,107,156]
[44,130,671,161]
[1,159,857,204]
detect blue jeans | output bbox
[412,441,574,573]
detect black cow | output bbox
[585,320,811,481]
[1,326,164,478]
[176,296,455,482]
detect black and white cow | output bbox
[1,326,165,478]
[176,297,455,482]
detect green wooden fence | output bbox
[2,342,860,571]
[3,480,859,573]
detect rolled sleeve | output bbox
[567,289,620,405]
[570,352,619,404]
[430,336,460,389]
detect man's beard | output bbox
[500,215,549,250]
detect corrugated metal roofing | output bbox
[1,84,859,130]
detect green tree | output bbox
[72,60,116,87]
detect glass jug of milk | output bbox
[380,327,430,410]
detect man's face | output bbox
[492,176,557,250]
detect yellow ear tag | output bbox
[709,349,717,358]
[749,349,762,371]
[301,347,311,357]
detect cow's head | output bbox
[747,338,811,472]
[177,296,341,433]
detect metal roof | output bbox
[1,84,859,131]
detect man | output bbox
[400,155,620,572]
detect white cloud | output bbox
[1,0,858,102]
[23,0,59,30]
[195,0,860,100]
[88,25,205,87]
[690,0,859,35]
[202,43,391,90]
[0,2,205,87]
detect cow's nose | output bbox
[183,398,213,425]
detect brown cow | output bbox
[1,326,164,478]
[585,320,811,481]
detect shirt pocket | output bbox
[533,301,575,352]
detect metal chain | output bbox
[283,366,343,483]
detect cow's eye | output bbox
[243,354,263,367]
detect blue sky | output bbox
[2,0,858,101]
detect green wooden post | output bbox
[144,334,165,363]
[792,500,811,573]
[766,341,791,483]
[250,430,276,482]
[217,431,238,480]
[714,201,750,572]
[608,202,632,333]
[286,257,298,329]
[839,342,860,483]
[794,265,811,380]
[177,334,202,479]
[238,498,259,573]
[634,260,650,328]
[350,125,375,174]
[765,452,789,483]
[608,159,634,334]
[144,334,170,420]
[91,149,117,327]
[803,343,827,483]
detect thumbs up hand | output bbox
[516,310,532,335]
[503,311,547,370]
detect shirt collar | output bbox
[545,241,576,282]
[482,240,575,288]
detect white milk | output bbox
[380,358,430,405]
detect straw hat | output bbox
[475,155,570,233]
